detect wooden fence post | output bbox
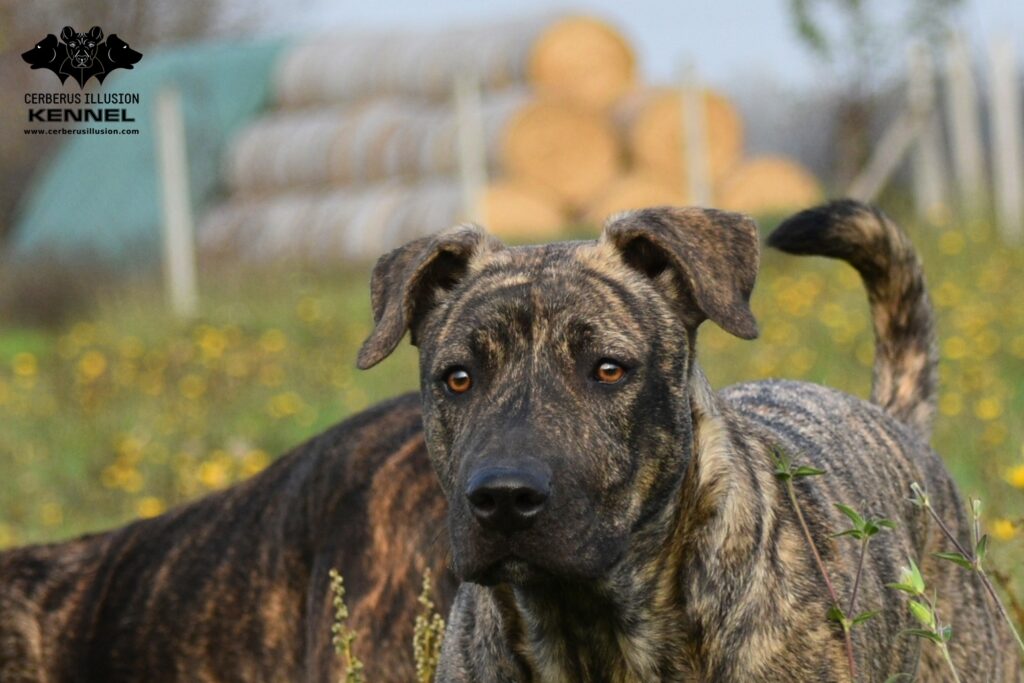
[944,31,986,212]
[909,44,948,224]
[988,35,1023,242]
[154,87,199,318]
[454,73,487,225]
[679,62,711,206]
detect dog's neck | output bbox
[496,365,795,681]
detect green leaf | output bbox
[834,503,866,529]
[827,604,846,623]
[886,582,919,595]
[909,482,929,508]
[876,519,897,530]
[940,625,953,642]
[793,465,826,478]
[851,610,880,626]
[908,558,926,594]
[975,534,988,563]
[933,551,973,571]
[832,529,864,539]
[909,600,935,628]
[903,628,943,644]
[772,450,791,476]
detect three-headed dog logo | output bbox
[22,27,143,88]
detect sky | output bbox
[263,0,1024,92]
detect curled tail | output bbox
[768,200,938,438]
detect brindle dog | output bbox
[356,200,1018,681]
[0,201,1017,682]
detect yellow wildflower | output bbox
[1005,464,1024,489]
[990,518,1016,541]
[12,352,37,377]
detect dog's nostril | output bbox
[514,490,546,514]
[465,467,550,533]
[467,490,497,513]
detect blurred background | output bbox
[0,0,1022,617]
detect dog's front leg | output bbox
[437,584,529,683]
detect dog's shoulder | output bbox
[718,379,941,523]
[720,379,925,452]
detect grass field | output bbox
[1,214,1022,617]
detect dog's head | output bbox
[102,34,143,69]
[359,207,759,585]
[22,34,65,69]
[61,26,103,68]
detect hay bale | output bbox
[274,16,635,109]
[715,156,824,215]
[226,95,620,210]
[200,181,463,263]
[614,87,743,194]
[502,100,621,209]
[227,94,525,194]
[583,172,685,224]
[527,16,636,109]
[479,181,566,241]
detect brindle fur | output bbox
[357,201,1018,682]
[0,397,455,682]
[0,201,1017,682]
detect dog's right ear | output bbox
[357,226,501,370]
[61,27,76,42]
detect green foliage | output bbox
[329,568,365,683]
[413,568,446,683]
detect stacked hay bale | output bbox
[201,14,823,263]
[201,15,635,261]
[588,87,822,222]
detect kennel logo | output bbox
[22,26,143,88]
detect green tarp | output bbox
[9,38,285,264]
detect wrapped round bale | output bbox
[201,180,568,262]
[584,172,685,224]
[275,15,636,110]
[715,156,823,215]
[478,180,566,241]
[614,87,743,194]
[227,95,620,211]
[200,181,463,263]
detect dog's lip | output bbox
[466,555,546,586]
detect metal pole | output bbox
[154,87,199,318]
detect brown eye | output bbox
[445,368,472,394]
[594,360,626,384]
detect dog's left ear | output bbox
[357,226,502,370]
[602,206,759,339]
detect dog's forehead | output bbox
[469,238,635,286]
[433,238,662,339]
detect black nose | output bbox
[465,467,550,534]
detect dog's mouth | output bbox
[466,555,549,586]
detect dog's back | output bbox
[753,201,1019,680]
[0,394,453,683]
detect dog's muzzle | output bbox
[465,464,550,535]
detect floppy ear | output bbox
[357,226,502,370]
[61,27,76,42]
[602,206,760,339]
